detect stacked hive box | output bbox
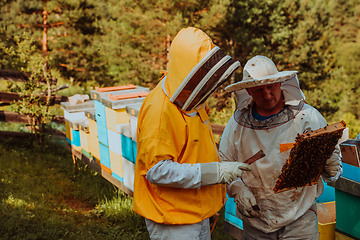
[330,140,360,240]
[317,201,336,240]
[79,120,91,159]
[90,85,149,189]
[84,109,101,163]
[122,103,142,191]
[61,101,95,152]
[224,194,243,231]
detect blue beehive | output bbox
[94,100,107,126]
[94,100,109,146]
[330,139,360,239]
[112,172,124,183]
[121,124,134,163]
[224,195,243,230]
[316,182,335,203]
[99,142,111,171]
[71,128,81,148]
[342,162,360,182]
[97,122,109,146]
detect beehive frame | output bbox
[274,121,346,193]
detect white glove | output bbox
[200,162,251,185]
[323,154,341,177]
[228,180,259,218]
[219,162,251,184]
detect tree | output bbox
[3,35,58,143]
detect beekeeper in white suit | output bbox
[219,55,343,240]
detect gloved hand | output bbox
[323,154,341,177]
[200,162,251,185]
[228,180,260,218]
[219,162,251,184]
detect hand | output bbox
[323,154,341,177]
[229,181,260,218]
[200,162,251,186]
[219,162,251,184]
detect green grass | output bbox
[0,137,236,240]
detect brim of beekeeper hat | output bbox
[225,70,297,92]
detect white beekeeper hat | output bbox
[225,55,298,92]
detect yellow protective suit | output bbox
[133,27,227,225]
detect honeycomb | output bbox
[274,121,346,193]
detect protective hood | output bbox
[234,74,306,111]
[164,27,240,112]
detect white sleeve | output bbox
[146,160,202,189]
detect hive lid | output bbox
[101,96,146,110]
[126,103,143,117]
[90,85,149,102]
[60,100,95,113]
[85,109,96,121]
[68,119,88,130]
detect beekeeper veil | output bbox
[225,55,305,110]
[162,27,240,112]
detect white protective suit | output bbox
[219,74,343,233]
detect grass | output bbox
[0,137,237,240]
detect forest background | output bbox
[1,0,360,138]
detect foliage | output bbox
[3,35,58,144]
[1,0,360,134]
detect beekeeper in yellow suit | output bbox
[133,27,251,240]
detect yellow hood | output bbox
[164,27,240,112]
[165,27,215,99]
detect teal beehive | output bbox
[335,188,360,238]
[120,124,134,162]
[97,122,109,146]
[224,195,243,230]
[99,142,111,170]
